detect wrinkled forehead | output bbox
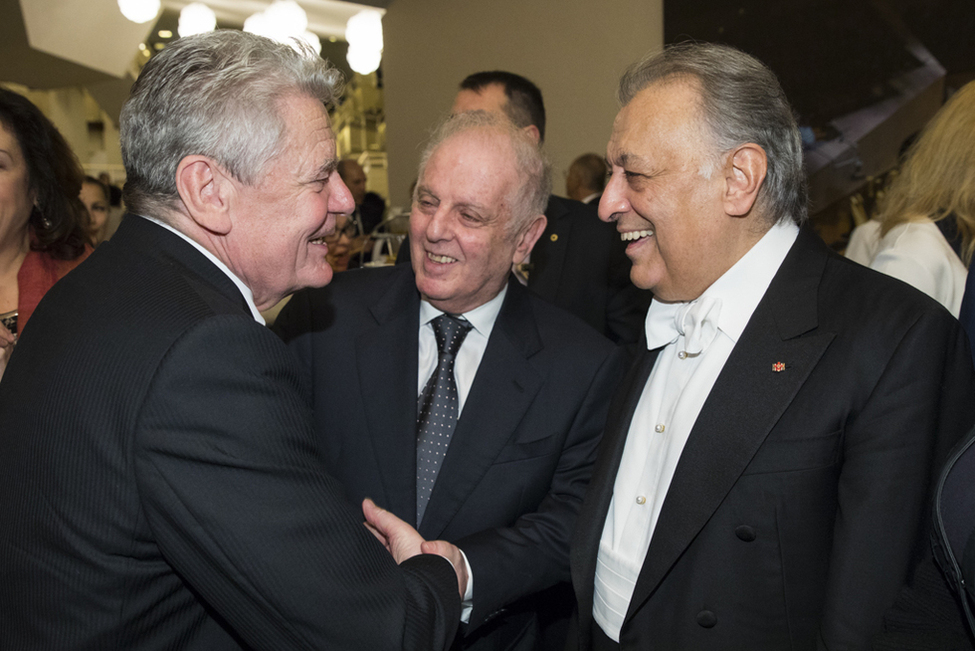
[609,80,708,159]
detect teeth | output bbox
[310,237,327,245]
[427,252,457,264]
[621,230,654,242]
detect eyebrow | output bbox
[312,158,338,180]
[614,152,653,169]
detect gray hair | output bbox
[415,111,551,237]
[619,42,807,225]
[120,30,343,218]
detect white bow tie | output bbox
[646,296,722,356]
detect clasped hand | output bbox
[362,498,468,599]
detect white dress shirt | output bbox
[417,285,506,414]
[138,215,265,325]
[592,220,799,641]
[416,283,508,620]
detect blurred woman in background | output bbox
[0,88,91,379]
[80,175,111,244]
[868,81,975,316]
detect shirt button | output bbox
[654,423,665,433]
[636,496,646,505]
[677,351,687,360]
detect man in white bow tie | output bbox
[567,43,975,651]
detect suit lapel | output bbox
[418,279,544,539]
[529,196,571,300]
[571,346,659,627]
[625,226,837,618]
[355,266,422,525]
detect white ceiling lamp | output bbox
[178,3,217,38]
[264,0,308,36]
[118,0,161,24]
[244,1,319,54]
[344,10,383,75]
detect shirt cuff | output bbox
[459,548,473,623]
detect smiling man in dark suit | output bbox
[0,30,466,650]
[275,111,624,650]
[568,43,975,650]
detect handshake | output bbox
[362,498,469,599]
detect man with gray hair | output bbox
[275,110,624,650]
[0,30,467,650]
[568,42,975,649]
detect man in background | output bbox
[566,153,607,204]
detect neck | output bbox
[0,228,30,278]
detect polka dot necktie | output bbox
[416,314,473,525]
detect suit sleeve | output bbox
[134,315,459,650]
[819,309,975,647]
[456,346,628,630]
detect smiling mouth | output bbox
[426,252,457,264]
[621,229,654,242]
[310,236,328,245]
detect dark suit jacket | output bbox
[961,265,975,368]
[569,226,975,650]
[0,216,459,650]
[274,264,625,649]
[529,196,650,346]
[397,195,651,345]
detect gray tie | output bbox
[416,314,473,525]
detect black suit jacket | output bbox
[275,264,626,649]
[569,226,975,650]
[0,216,459,650]
[528,196,650,346]
[397,195,651,345]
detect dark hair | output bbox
[569,153,608,193]
[460,71,546,142]
[0,88,89,259]
[619,42,807,225]
[83,175,110,202]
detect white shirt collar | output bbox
[419,282,508,338]
[645,219,799,349]
[581,192,601,205]
[137,214,265,325]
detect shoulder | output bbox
[522,287,617,358]
[274,265,411,343]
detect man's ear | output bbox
[522,124,541,145]
[723,144,767,217]
[175,155,233,235]
[512,214,547,264]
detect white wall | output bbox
[382,0,663,210]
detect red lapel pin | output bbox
[772,362,786,372]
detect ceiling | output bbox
[1,0,388,89]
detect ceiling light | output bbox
[117,0,160,24]
[178,3,217,37]
[346,44,382,75]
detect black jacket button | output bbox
[697,610,717,628]
[735,525,756,542]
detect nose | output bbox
[598,169,630,223]
[329,174,356,216]
[418,204,452,243]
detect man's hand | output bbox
[363,498,468,598]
